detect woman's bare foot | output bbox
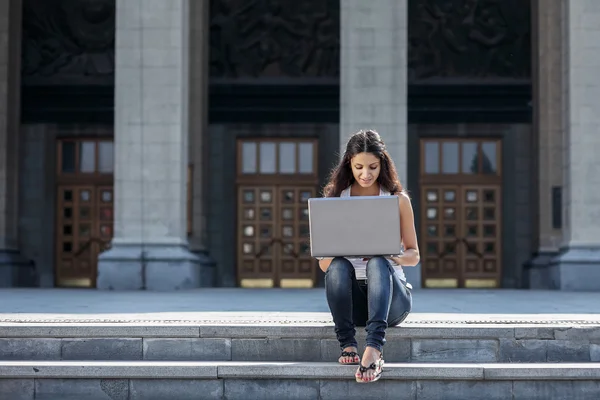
[355,346,382,382]
[338,346,360,364]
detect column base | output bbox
[97,243,212,291]
[0,250,36,288]
[191,248,216,287]
[523,251,560,290]
[551,246,600,292]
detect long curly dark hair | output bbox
[323,130,404,197]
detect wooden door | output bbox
[419,138,502,288]
[236,138,318,288]
[55,138,114,288]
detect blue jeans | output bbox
[324,256,412,353]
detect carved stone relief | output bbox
[408,0,531,82]
[209,0,339,80]
[21,0,115,85]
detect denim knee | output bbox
[366,257,392,276]
[327,257,354,275]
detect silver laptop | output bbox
[308,196,402,257]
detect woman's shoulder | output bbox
[398,190,411,201]
[393,190,412,205]
[396,191,414,215]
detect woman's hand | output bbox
[390,248,420,266]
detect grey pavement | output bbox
[0,289,598,323]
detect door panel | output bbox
[460,185,501,288]
[56,185,95,287]
[238,186,277,288]
[55,185,113,288]
[421,184,501,288]
[237,185,317,288]
[277,186,315,288]
[421,185,461,288]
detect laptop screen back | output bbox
[308,196,402,257]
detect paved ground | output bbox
[0,289,599,324]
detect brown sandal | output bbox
[355,355,384,383]
[338,350,360,365]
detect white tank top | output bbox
[340,186,407,282]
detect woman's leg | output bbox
[388,272,413,327]
[324,257,361,363]
[364,256,396,352]
[357,256,411,381]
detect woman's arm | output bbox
[391,193,420,266]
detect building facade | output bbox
[0,0,598,291]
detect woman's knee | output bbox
[366,256,387,266]
[328,257,353,274]
[325,257,353,284]
[325,258,354,296]
[366,257,392,273]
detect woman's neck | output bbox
[350,182,380,196]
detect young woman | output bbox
[317,129,420,383]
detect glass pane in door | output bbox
[79,142,96,173]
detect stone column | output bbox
[340,1,419,285]
[187,0,215,285]
[552,0,600,291]
[98,0,201,290]
[527,0,564,289]
[340,0,408,183]
[0,0,30,287]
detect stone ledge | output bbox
[1,361,600,381]
[199,325,518,339]
[0,361,216,379]
[0,324,202,338]
[217,362,484,380]
[1,336,597,363]
[2,312,600,325]
[484,364,600,380]
[1,323,600,341]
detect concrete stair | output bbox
[1,323,600,399]
[1,361,600,399]
[0,324,599,363]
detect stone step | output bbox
[1,361,600,399]
[1,323,599,363]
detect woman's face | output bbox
[350,152,381,188]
